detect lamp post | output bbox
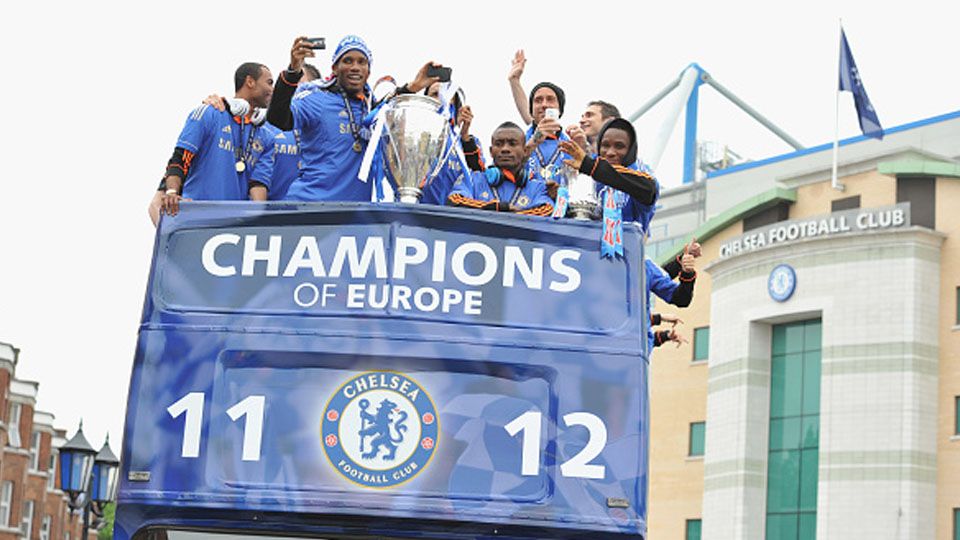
[59,422,119,540]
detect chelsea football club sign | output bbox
[768,264,796,302]
[322,371,439,488]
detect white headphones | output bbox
[224,98,267,126]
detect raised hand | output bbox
[559,140,586,170]
[458,106,474,139]
[565,124,588,150]
[289,36,316,72]
[409,61,442,93]
[508,49,526,81]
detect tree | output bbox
[98,503,115,540]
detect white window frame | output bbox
[46,451,57,491]
[8,403,21,448]
[0,481,12,527]
[29,431,41,471]
[39,515,50,540]
[20,499,33,539]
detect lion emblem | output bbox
[358,398,408,461]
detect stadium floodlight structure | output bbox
[628,63,805,184]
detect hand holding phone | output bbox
[427,65,452,82]
[306,37,326,50]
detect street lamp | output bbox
[59,422,119,539]
[91,437,120,504]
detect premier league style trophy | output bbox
[382,95,451,203]
[563,166,600,221]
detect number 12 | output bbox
[504,411,607,479]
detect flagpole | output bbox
[832,19,844,191]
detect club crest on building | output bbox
[322,371,439,488]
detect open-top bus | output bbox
[116,202,650,539]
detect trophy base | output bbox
[568,202,600,221]
[397,187,423,204]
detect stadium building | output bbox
[646,110,960,539]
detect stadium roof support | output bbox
[627,63,805,184]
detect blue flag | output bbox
[839,29,883,139]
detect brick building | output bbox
[0,342,95,540]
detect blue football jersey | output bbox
[268,127,301,200]
[645,258,678,349]
[285,83,371,202]
[175,104,275,201]
[449,169,553,212]
[421,136,470,206]
[525,125,571,185]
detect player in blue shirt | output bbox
[559,118,659,233]
[645,255,696,351]
[524,82,572,190]
[157,62,276,219]
[266,35,441,202]
[267,64,321,201]
[447,122,553,216]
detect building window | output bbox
[40,515,50,540]
[8,403,21,447]
[693,327,710,362]
[956,397,960,437]
[47,452,57,491]
[831,195,861,212]
[686,518,702,540]
[29,431,41,471]
[896,175,935,229]
[767,319,821,540]
[21,499,34,539]
[954,508,960,540]
[0,481,11,527]
[743,202,790,232]
[689,422,706,457]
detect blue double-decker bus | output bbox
[116,202,650,539]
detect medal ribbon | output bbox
[232,116,259,174]
[533,139,563,179]
[601,186,624,259]
[339,88,369,151]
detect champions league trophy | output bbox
[563,165,601,220]
[383,94,451,203]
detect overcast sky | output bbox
[0,1,957,447]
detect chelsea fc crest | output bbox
[322,371,439,488]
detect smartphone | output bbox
[306,37,326,50]
[427,66,452,82]
[545,108,560,120]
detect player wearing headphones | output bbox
[447,122,553,216]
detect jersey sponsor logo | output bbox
[339,109,349,118]
[273,143,299,155]
[222,125,232,134]
[322,371,439,488]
